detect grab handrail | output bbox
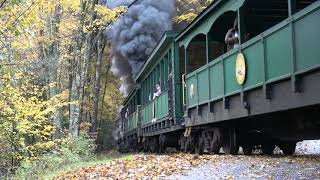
[182,74,186,106]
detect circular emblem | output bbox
[189,84,195,98]
[235,53,246,85]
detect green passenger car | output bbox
[118,0,320,155]
[135,32,183,129]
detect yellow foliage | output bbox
[173,12,198,24]
[95,5,127,26]
[0,70,69,163]
[174,0,214,23]
[0,0,125,167]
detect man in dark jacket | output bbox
[225,19,240,50]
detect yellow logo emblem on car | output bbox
[236,53,246,85]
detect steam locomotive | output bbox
[116,0,320,155]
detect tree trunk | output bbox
[47,5,63,138]
[92,30,105,133]
[69,0,96,136]
[99,58,111,121]
[69,1,88,137]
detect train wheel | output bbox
[209,128,222,154]
[151,137,159,153]
[222,128,239,155]
[159,134,165,153]
[143,138,150,152]
[179,135,186,152]
[182,135,195,153]
[209,140,221,154]
[242,145,253,155]
[279,141,296,155]
[262,143,274,155]
[195,132,205,155]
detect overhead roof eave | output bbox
[175,0,224,42]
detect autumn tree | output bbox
[0,0,126,170]
[0,69,69,167]
[67,1,126,136]
[174,0,213,23]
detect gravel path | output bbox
[296,140,320,155]
[171,141,320,180]
[171,155,320,180]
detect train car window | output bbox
[143,80,146,105]
[241,0,289,42]
[161,59,165,90]
[160,60,164,90]
[179,47,186,79]
[137,90,140,105]
[141,81,144,105]
[142,80,144,105]
[166,51,171,88]
[155,66,158,90]
[148,76,151,102]
[166,51,170,88]
[156,64,159,87]
[168,49,172,73]
[144,81,147,104]
[292,0,317,14]
[147,76,150,102]
[151,71,154,96]
[187,34,207,72]
[208,11,236,58]
[155,64,160,91]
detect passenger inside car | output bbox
[225,19,240,50]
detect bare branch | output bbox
[0,0,7,9]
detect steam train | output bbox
[116,0,320,155]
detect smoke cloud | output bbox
[106,0,175,95]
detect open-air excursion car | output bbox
[117,0,320,155]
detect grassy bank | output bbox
[46,154,133,179]
[13,135,131,179]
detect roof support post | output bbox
[237,9,242,45]
[184,47,190,74]
[206,34,210,64]
[237,6,246,45]
[206,33,212,101]
[288,0,296,16]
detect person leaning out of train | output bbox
[225,19,240,50]
[153,83,161,100]
[125,107,129,119]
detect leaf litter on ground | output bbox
[54,153,320,180]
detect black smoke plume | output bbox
[106,0,175,95]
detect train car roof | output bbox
[134,31,179,82]
[175,0,246,46]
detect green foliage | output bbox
[15,135,96,179]
[59,135,96,158]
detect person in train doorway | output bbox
[151,83,161,122]
[225,18,240,50]
[153,82,161,100]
